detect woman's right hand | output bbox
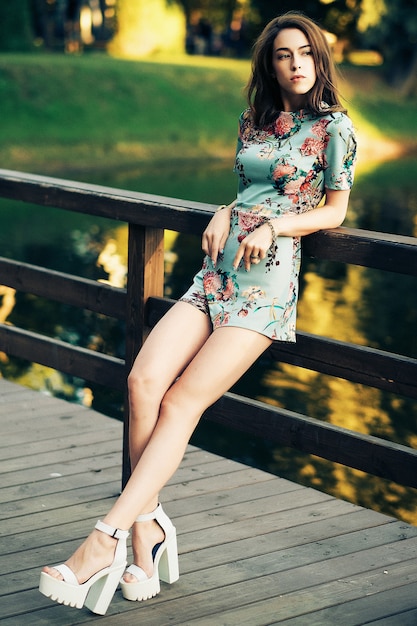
[202,204,233,266]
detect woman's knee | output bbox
[159,386,202,429]
[127,363,160,403]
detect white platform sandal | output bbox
[39,520,129,615]
[120,503,179,602]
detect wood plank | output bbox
[275,583,417,625]
[0,450,121,493]
[0,324,125,390]
[123,223,165,484]
[0,405,88,436]
[46,551,415,626]
[0,455,251,504]
[0,446,230,487]
[205,392,417,488]
[0,256,126,319]
[366,608,417,626]
[2,514,411,598]
[181,582,417,626]
[2,378,417,625]
[0,429,122,472]
[0,407,118,446]
[270,332,417,399]
[304,227,417,276]
[2,168,417,275]
[3,526,417,624]
[0,167,213,235]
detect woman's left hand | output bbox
[233,223,274,271]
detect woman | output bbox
[39,11,357,614]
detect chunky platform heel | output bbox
[121,503,179,602]
[39,520,129,615]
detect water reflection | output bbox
[0,155,416,524]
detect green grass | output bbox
[340,65,417,142]
[0,53,249,173]
[0,53,415,176]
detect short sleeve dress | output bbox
[180,107,357,342]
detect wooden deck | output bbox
[1,378,417,625]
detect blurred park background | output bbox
[0,0,416,524]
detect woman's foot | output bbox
[39,521,129,615]
[120,504,179,602]
[122,518,165,582]
[42,527,119,585]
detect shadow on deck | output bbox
[1,377,417,626]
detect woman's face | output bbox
[271,28,316,111]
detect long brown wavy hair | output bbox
[246,12,346,127]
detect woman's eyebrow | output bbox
[274,44,311,52]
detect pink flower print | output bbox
[203,272,222,298]
[284,178,303,196]
[238,211,264,234]
[238,308,249,318]
[336,172,350,188]
[299,180,313,195]
[300,137,325,156]
[213,311,230,328]
[272,163,297,181]
[274,112,295,137]
[222,276,235,300]
[311,119,330,139]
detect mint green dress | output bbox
[180,108,357,341]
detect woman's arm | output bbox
[233,188,350,271]
[270,188,350,237]
[202,200,236,266]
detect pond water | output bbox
[0,154,416,524]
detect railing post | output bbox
[122,224,165,487]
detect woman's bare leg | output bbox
[42,302,212,584]
[125,302,213,578]
[43,324,271,584]
[112,326,271,526]
[127,301,213,484]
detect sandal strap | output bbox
[135,504,160,522]
[124,563,149,583]
[53,563,79,585]
[135,504,175,539]
[95,520,129,540]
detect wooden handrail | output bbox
[1,168,417,275]
[0,168,416,488]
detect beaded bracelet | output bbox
[215,204,228,212]
[264,219,277,246]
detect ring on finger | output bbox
[250,254,259,259]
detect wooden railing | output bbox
[1,168,417,489]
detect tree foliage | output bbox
[248,0,362,42]
[109,0,186,58]
[0,0,33,51]
[359,0,417,94]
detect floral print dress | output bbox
[180,107,357,341]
